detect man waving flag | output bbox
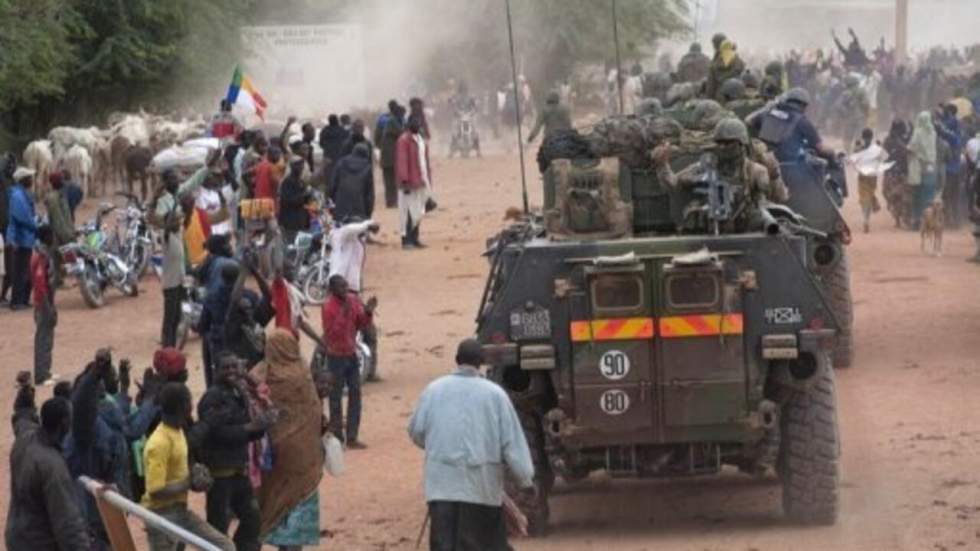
[226,65,267,120]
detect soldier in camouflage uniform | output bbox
[761,61,785,101]
[652,118,785,233]
[705,39,746,102]
[527,91,572,145]
[676,43,711,84]
[720,78,765,120]
[742,71,762,100]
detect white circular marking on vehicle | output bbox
[599,350,630,381]
[599,389,630,415]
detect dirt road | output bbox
[2,151,979,550]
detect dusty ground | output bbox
[2,148,980,551]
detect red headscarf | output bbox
[153,348,187,379]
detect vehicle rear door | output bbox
[657,259,747,433]
[570,264,657,443]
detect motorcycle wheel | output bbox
[357,339,373,385]
[131,242,151,278]
[176,313,190,351]
[302,264,330,305]
[123,271,139,297]
[79,264,105,309]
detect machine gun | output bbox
[692,152,736,235]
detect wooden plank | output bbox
[94,493,138,551]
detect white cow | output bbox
[61,145,94,197]
[48,126,103,160]
[22,140,54,195]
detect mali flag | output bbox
[225,66,267,120]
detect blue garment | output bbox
[327,355,362,442]
[757,103,823,163]
[201,278,234,345]
[63,182,84,221]
[407,365,535,506]
[264,491,321,546]
[6,184,36,248]
[936,113,963,174]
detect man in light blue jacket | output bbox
[408,339,534,550]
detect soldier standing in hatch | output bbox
[652,118,786,232]
[526,92,572,146]
[705,36,746,101]
[677,43,711,84]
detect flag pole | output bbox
[504,0,530,214]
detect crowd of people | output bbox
[5,20,980,551]
[1,75,542,550]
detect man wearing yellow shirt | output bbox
[142,383,234,551]
[178,189,230,269]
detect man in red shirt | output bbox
[320,274,377,449]
[252,146,283,203]
[31,226,58,386]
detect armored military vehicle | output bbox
[477,133,842,534]
[781,156,853,367]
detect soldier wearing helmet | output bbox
[761,61,785,101]
[652,118,783,233]
[720,78,764,120]
[526,91,572,145]
[676,43,710,84]
[748,86,834,164]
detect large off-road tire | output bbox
[506,410,553,537]
[823,252,854,368]
[778,358,840,525]
[79,265,105,309]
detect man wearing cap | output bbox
[408,339,535,550]
[6,167,38,310]
[149,150,224,347]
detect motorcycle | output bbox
[110,192,155,278]
[289,200,333,305]
[60,204,139,308]
[177,276,205,351]
[310,330,378,385]
[449,108,480,159]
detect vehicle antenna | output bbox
[612,0,625,115]
[504,0,530,214]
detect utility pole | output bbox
[895,0,908,61]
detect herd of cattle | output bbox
[22,112,209,199]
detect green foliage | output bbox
[0,0,255,143]
[0,0,77,110]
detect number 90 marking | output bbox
[599,389,630,415]
[599,350,630,381]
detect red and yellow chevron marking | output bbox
[570,317,655,342]
[659,314,744,338]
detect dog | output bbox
[920,198,945,256]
